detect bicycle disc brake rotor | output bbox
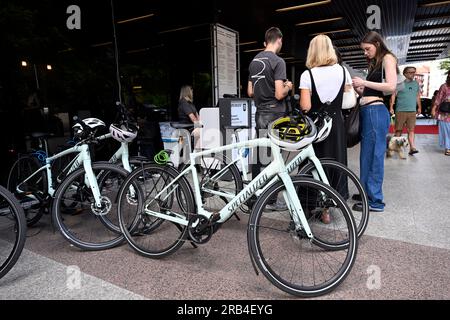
[91,196,112,216]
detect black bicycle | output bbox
[0,185,27,279]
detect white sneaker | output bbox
[264,200,287,212]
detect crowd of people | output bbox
[177,27,449,218]
[245,28,448,217]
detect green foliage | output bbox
[439,59,450,73]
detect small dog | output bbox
[386,135,409,159]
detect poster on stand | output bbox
[212,24,240,105]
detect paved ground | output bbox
[1,133,449,300]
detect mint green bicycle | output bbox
[116,115,358,297]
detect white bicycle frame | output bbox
[211,143,329,200]
[177,127,329,190]
[16,144,103,207]
[15,133,134,208]
[144,138,314,238]
[96,133,132,172]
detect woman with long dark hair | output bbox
[351,31,398,213]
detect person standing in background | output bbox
[248,26,292,211]
[431,70,450,156]
[389,67,422,156]
[352,31,398,213]
[299,35,353,223]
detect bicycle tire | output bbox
[117,163,195,258]
[248,176,357,297]
[52,163,135,251]
[0,185,27,279]
[97,159,174,234]
[106,157,151,173]
[298,159,369,238]
[120,160,178,234]
[7,155,46,227]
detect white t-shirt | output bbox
[299,64,352,104]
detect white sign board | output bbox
[230,100,248,127]
[212,24,239,105]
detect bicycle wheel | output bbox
[118,161,177,234]
[108,157,150,173]
[7,155,46,227]
[248,176,357,297]
[298,159,369,238]
[0,185,27,279]
[117,163,195,258]
[180,154,243,218]
[52,163,134,251]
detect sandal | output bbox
[445,149,450,156]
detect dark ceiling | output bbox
[66,0,450,70]
[1,0,450,171]
[2,0,450,110]
[5,0,448,73]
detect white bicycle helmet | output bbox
[109,122,138,143]
[268,115,317,151]
[314,115,333,143]
[72,118,106,136]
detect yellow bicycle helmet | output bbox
[268,115,317,150]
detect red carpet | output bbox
[389,125,438,134]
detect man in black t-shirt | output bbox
[248,27,292,181]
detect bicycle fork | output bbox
[278,172,313,239]
[80,146,102,209]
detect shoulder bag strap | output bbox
[340,65,346,95]
[307,69,318,97]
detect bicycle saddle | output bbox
[222,126,248,130]
[30,132,54,139]
[170,122,194,130]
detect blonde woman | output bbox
[299,34,352,223]
[178,85,199,124]
[178,85,200,150]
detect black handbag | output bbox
[439,101,450,113]
[345,104,361,148]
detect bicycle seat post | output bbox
[40,137,50,156]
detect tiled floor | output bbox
[1,134,449,300]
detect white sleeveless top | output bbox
[299,64,352,104]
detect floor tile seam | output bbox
[10,246,148,299]
[358,232,450,252]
